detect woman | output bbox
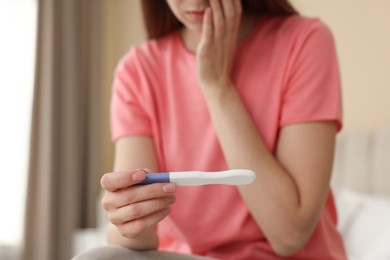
[75,0,347,259]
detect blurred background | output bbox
[0,0,389,260]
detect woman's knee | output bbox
[72,245,139,260]
[72,245,216,260]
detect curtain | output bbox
[22,0,105,259]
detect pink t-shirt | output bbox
[111,15,347,260]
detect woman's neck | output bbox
[180,13,260,54]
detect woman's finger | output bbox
[221,0,236,22]
[117,207,172,238]
[100,170,146,192]
[233,0,242,16]
[210,0,225,40]
[222,0,241,40]
[102,182,176,210]
[198,8,213,53]
[108,196,175,225]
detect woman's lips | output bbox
[186,10,205,21]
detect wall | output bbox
[101,0,145,169]
[101,0,390,167]
[292,0,390,132]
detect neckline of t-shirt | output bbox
[174,14,269,59]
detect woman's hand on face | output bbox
[100,170,176,238]
[197,0,242,90]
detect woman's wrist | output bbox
[200,80,236,103]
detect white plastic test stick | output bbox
[137,169,256,186]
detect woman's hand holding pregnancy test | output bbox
[100,170,176,241]
[100,169,254,242]
[137,169,256,186]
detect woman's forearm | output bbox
[201,84,328,255]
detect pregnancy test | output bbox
[137,169,256,186]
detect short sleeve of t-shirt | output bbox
[280,19,342,130]
[110,48,152,142]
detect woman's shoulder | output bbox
[113,31,182,80]
[264,14,333,41]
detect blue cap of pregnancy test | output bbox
[138,172,170,185]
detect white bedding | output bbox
[335,189,390,260]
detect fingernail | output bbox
[132,171,145,181]
[163,183,176,193]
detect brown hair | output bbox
[141,0,298,39]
